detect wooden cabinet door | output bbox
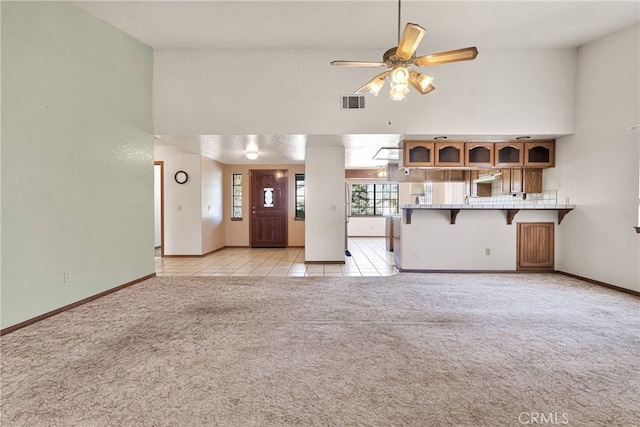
[501,168,522,193]
[403,141,434,167]
[501,169,511,194]
[517,222,554,270]
[494,142,524,167]
[502,168,542,194]
[465,142,494,168]
[510,168,523,193]
[523,168,542,193]
[524,140,555,167]
[435,141,464,167]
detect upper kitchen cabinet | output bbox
[402,140,435,167]
[501,168,543,195]
[524,140,556,167]
[494,142,524,168]
[435,141,464,167]
[464,142,494,168]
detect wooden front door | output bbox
[517,222,554,271]
[250,170,288,248]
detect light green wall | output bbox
[1,1,154,328]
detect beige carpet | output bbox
[1,273,638,426]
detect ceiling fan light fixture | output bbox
[408,71,435,94]
[369,79,385,96]
[389,86,409,101]
[391,66,409,85]
[331,17,478,101]
[416,73,434,89]
[355,71,390,96]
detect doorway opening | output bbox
[154,161,164,257]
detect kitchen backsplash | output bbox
[468,181,558,205]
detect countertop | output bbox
[400,204,575,210]
[400,204,575,224]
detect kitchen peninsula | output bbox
[393,204,575,272]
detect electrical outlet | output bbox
[64,271,71,282]
[485,248,491,256]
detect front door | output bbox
[250,170,288,248]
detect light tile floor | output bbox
[155,237,398,277]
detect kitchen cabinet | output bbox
[424,169,466,182]
[400,139,555,171]
[524,140,555,167]
[501,168,542,195]
[517,222,554,271]
[435,141,464,167]
[494,142,524,167]
[402,140,434,167]
[467,170,493,197]
[464,142,494,168]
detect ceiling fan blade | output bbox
[408,71,435,94]
[355,71,390,95]
[396,23,426,60]
[331,60,387,67]
[414,47,478,66]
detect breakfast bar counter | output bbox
[401,204,575,225]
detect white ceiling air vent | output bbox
[341,95,365,110]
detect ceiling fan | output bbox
[331,5,478,101]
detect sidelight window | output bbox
[295,174,305,219]
[232,173,242,220]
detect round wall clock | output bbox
[174,170,188,184]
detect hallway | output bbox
[155,237,397,277]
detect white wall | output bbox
[305,138,346,262]
[1,2,154,328]
[154,145,203,255]
[153,48,576,136]
[347,217,386,237]
[546,24,640,291]
[399,210,559,271]
[154,145,225,256]
[201,156,225,254]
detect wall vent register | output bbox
[341,95,365,110]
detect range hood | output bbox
[473,172,502,184]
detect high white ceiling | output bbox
[73,0,640,168]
